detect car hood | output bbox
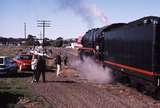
[17,60,31,64]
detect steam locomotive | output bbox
[79,16,160,95]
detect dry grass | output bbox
[0,46,27,57]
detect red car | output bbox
[14,54,32,71]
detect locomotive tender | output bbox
[79,16,160,94]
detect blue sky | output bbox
[0,0,160,39]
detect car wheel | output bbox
[14,68,18,74]
[10,69,18,75]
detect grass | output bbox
[0,74,52,108]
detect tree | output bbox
[55,37,63,47]
[25,34,37,45]
[27,34,36,40]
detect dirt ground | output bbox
[30,67,160,108]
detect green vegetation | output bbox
[0,76,51,108]
[0,77,30,95]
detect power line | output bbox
[37,20,51,39]
[24,22,26,39]
[37,20,51,56]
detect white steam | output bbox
[71,57,113,83]
[56,0,108,28]
[85,4,108,24]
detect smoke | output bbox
[71,56,113,84]
[56,0,108,28]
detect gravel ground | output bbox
[30,67,160,108]
[29,48,160,108]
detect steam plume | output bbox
[56,0,108,28]
[71,57,113,83]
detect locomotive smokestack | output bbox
[56,0,108,28]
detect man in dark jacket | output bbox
[36,56,46,82]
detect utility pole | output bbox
[39,31,42,39]
[37,20,51,56]
[24,22,26,39]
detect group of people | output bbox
[31,52,68,83]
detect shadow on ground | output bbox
[46,68,56,73]
[0,72,32,78]
[0,92,23,108]
[47,80,77,84]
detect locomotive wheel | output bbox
[153,87,160,100]
[135,83,145,92]
[112,70,123,81]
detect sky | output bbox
[0,0,160,39]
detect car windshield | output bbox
[19,55,32,60]
[0,58,4,64]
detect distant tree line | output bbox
[0,34,77,47]
[0,37,25,45]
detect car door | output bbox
[6,57,17,72]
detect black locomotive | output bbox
[79,16,160,95]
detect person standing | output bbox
[63,55,68,66]
[36,56,46,82]
[55,54,62,76]
[31,54,38,83]
[48,48,53,57]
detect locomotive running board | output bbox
[104,61,156,76]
